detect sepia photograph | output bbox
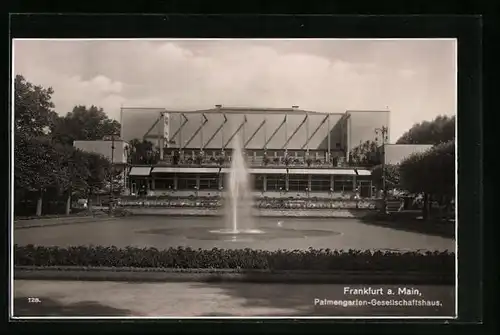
[11,38,456,318]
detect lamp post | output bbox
[375,126,389,214]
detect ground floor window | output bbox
[177,173,197,190]
[288,175,308,192]
[154,178,175,190]
[253,174,265,191]
[333,175,354,192]
[266,175,286,191]
[310,175,331,192]
[358,180,372,198]
[199,173,219,190]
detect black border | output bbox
[6,13,483,334]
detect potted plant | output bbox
[217,154,225,166]
[263,152,269,166]
[195,151,204,166]
[172,150,180,165]
[306,157,313,167]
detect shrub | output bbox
[14,245,454,273]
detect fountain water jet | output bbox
[210,134,264,236]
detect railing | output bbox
[151,156,373,169]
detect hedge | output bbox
[14,245,454,273]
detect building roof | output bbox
[122,106,333,115]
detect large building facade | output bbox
[118,106,390,198]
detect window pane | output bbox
[254,174,265,191]
[177,173,197,190]
[333,175,354,192]
[266,175,286,191]
[154,179,175,189]
[310,175,331,192]
[199,173,219,190]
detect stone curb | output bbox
[14,217,118,230]
[126,208,372,219]
[14,266,453,285]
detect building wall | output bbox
[381,144,433,165]
[346,110,390,152]
[121,107,350,152]
[73,140,129,164]
[120,107,392,162]
[120,107,165,145]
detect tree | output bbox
[399,140,455,219]
[349,140,381,167]
[14,75,120,216]
[51,105,121,145]
[83,152,112,210]
[128,139,158,164]
[52,145,91,215]
[371,164,400,190]
[396,115,455,145]
[14,75,58,138]
[15,134,60,216]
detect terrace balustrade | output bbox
[153,154,362,168]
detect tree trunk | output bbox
[428,194,434,218]
[65,193,71,215]
[87,188,93,212]
[444,195,451,214]
[36,190,43,217]
[422,193,429,220]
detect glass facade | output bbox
[253,174,265,191]
[288,175,309,192]
[333,175,354,192]
[199,173,219,190]
[266,175,286,191]
[311,175,331,192]
[177,173,198,190]
[143,170,372,196]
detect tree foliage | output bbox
[399,140,455,197]
[349,140,381,167]
[51,105,121,145]
[14,134,59,192]
[14,75,119,216]
[128,139,159,164]
[396,115,455,145]
[371,164,400,190]
[14,75,58,137]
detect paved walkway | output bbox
[13,280,455,317]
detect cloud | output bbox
[399,69,417,79]
[13,39,456,141]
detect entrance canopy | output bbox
[129,167,152,176]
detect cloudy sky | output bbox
[13,39,456,141]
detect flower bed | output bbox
[117,199,376,210]
[14,245,454,273]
